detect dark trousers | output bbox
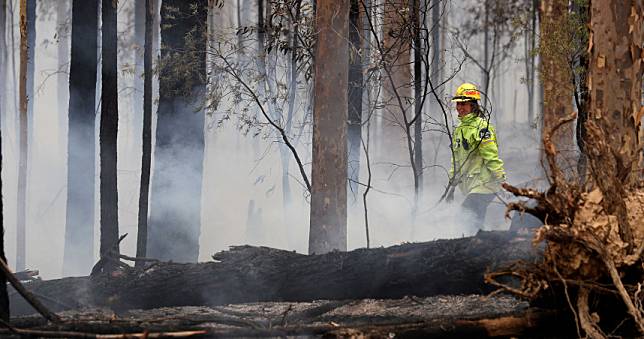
[462,193,496,232]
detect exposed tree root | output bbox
[493,113,644,337]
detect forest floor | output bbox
[6,294,574,338]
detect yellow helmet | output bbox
[451,83,481,102]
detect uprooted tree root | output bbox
[486,113,644,338]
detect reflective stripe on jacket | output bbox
[449,113,506,195]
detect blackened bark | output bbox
[309,0,349,254]
[63,0,98,277]
[136,0,154,265]
[347,0,362,203]
[10,232,538,315]
[0,8,9,316]
[0,0,5,126]
[412,0,422,203]
[148,0,207,262]
[99,0,119,270]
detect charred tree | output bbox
[99,0,119,271]
[16,0,28,271]
[148,0,208,262]
[0,3,8,320]
[309,0,349,254]
[136,0,154,265]
[539,0,575,174]
[347,0,362,203]
[63,0,99,276]
[10,232,538,315]
[0,0,5,126]
[411,0,422,204]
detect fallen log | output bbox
[9,296,573,338]
[11,231,540,315]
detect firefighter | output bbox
[447,83,506,232]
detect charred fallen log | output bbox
[9,296,573,338]
[11,231,540,315]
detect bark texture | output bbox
[380,0,412,166]
[0,75,8,321]
[136,0,154,265]
[99,0,119,267]
[539,0,575,174]
[8,297,573,338]
[147,0,207,262]
[63,0,98,277]
[588,0,643,246]
[11,232,538,315]
[309,0,349,254]
[16,0,28,272]
[588,0,643,184]
[347,0,363,201]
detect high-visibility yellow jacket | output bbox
[450,113,506,195]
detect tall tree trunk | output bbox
[587,0,643,246]
[411,0,422,207]
[17,0,28,272]
[26,0,33,141]
[136,0,154,266]
[148,0,207,263]
[524,0,537,126]
[132,0,145,148]
[99,0,119,270]
[588,0,643,183]
[56,0,70,155]
[539,0,574,174]
[0,0,5,128]
[309,0,349,255]
[0,0,9,322]
[63,0,98,277]
[381,0,411,169]
[347,0,362,203]
[570,0,590,183]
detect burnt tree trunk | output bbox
[10,232,539,315]
[309,0,349,254]
[147,0,207,262]
[347,0,362,203]
[0,28,8,320]
[411,0,422,205]
[136,0,154,266]
[63,0,98,277]
[0,0,5,125]
[99,0,119,270]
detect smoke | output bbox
[0,0,548,280]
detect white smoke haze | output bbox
[0,0,549,279]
